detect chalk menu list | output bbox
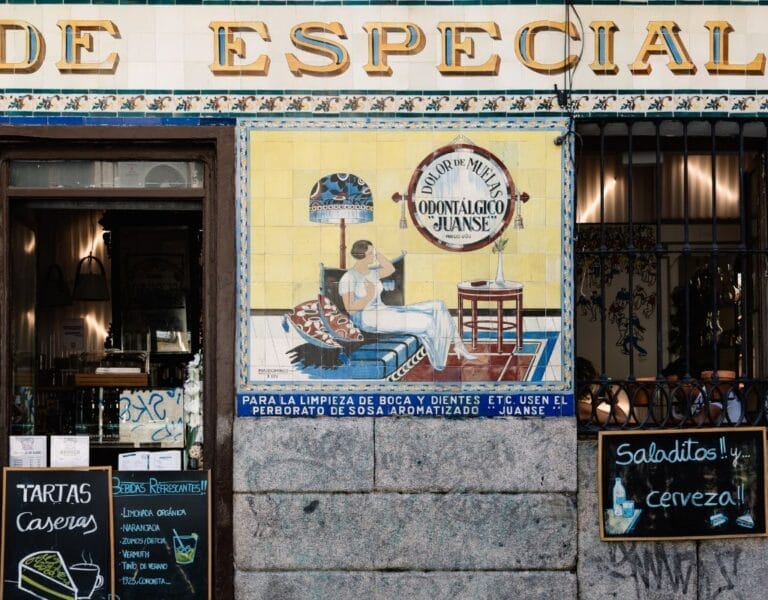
[1,467,115,600]
[113,471,210,600]
[599,428,768,540]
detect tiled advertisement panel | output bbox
[235,117,575,417]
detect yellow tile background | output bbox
[248,129,564,310]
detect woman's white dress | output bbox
[338,268,459,371]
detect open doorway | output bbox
[0,127,235,599]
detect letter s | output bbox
[615,442,633,465]
[80,483,92,503]
[286,22,349,76]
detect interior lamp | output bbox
[309,173,374,269]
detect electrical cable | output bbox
[555,0,585,172]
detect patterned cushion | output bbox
[285,299,341,349]
[318,294,364,343]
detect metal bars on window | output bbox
[575,120,768,431]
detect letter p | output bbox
[363,22,425,76]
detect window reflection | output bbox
[10,160,204,189]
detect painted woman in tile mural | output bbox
[339,239,480,370]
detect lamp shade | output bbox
[309,173,373,224]
[72,253,110,301]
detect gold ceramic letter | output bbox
[56,20,119,73]
[515,21,580,74]
[436,22,501,75]
[363,22,425,76]
[286,22,350,76]
[630,21,696,75]
[0,20,45,73]
[589,21,619,74]
[209,21,270,75]
[704,21,765,74]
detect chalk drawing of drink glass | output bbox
[69,562,104,599]
[172,529,198,565]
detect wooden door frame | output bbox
[0,125,235,600]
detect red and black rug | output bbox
[399,341,535,383]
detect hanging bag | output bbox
[73,253,110,301]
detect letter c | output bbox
[515,20,580,74]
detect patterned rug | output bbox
[399,340,536,383]
[288,331,558,383]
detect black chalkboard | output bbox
[112,471,210,600]
[599,428,768,540]
[1,467,115,600]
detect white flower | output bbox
[183,353,203,445]
[185,395,201,413]
[184,380,201,398]
[187,413,202,430]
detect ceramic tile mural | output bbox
[235,118,575,417]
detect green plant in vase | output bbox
[492,237,509,286]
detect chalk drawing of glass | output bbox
[172,530,198,565]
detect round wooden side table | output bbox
[457,280,523,353]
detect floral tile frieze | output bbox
[2,91,767,115]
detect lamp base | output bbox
[339,218,347,269]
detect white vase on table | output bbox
[494,251,505,286]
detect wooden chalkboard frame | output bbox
[598,427,768,541]
[1,466,116,600]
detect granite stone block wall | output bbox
[233,418,578,599]
[234,418,768,600]
[233,422,768,599]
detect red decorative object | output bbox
[285,299,341,349]
[318,294,364,343]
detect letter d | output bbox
[0,21,45,73]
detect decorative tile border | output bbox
[0,0,764,5]
[2,91,768,116]
[235,116,574,397]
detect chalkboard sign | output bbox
[599,428,768,540]
[112,471,210,600]
[1,467,115,600]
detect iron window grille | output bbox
[575,120,768,432]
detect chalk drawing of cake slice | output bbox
[18,550,77,600]
[736,512,755,529]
